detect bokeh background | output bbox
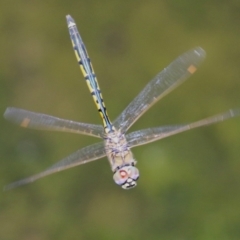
[1,1,240,239]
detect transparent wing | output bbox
[126,108,240,148]
[113,47,206,133]
[4,107,104,138]
[4,141,106,190]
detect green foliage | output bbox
[1,0,240,239]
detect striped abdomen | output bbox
[66,15,114,133]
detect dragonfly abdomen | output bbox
[67,15,114,133]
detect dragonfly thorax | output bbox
[104,130,136,170]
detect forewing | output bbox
[4,107,103,138]
[4,142,106,190]
[113,47,206,133]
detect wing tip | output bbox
[3,182,20,191]
[193,46,206,59]
[3,107,15,120]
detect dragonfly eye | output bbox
[130,166,139,181]
[113,166,139,189]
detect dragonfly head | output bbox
[113,165,139,189]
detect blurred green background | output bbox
[1,0,240,239]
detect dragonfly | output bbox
[4,15,240,190]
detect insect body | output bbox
[67,16,139,189]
